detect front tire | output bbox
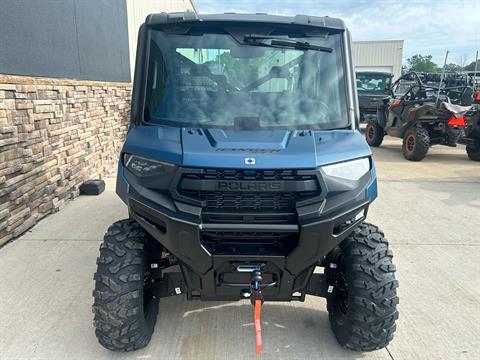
[402,127,429,161]
[92,219,159,351]
[365,121,384,147]
[325,223,399,351]
[466,145,480,161]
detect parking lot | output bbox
[0,135,479,360]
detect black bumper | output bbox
[124,168,369,301]
[359,95,385,121]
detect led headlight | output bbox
[124,154,175,177]
[322,158,370,181]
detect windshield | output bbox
[356,73,392,93]
[144,27,348,130]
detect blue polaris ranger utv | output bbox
[92,12,398,353]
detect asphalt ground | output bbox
[1,135,479,360]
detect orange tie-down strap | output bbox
[254,299,263,355]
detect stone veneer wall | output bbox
[0,75,132,245]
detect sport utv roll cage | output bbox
[391,71,473,106]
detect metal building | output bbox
[0,0,131,82]
[353,40,404,80]
[0,0,197,82]
[126,0,197,79]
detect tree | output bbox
[216,51,261,88]
[464,60,480,71]
[405,54,439,73]
[443,63,463,73]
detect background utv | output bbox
[366,71,473,161]
[356,71,393,123]
[92,12,398,353]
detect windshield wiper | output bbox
[243,35,332,53]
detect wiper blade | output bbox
[270,39,333,53]
[244,35,332,53]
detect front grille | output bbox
[182,168,315,181]
[201,231,299,256]
[202,212,296,224]
[178,168,320,218]
[175,168,316,255]
[181,191,299,211]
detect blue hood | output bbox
[122,125,371,169]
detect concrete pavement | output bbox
[1,135,479,359]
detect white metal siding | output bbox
[126,0,196,80]
[353,40,404,80]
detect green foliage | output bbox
[405,54,439,73]
[216,52,261,88]
[464,60,480,71]
[443,63,463,73]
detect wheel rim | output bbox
[367,124,375,141]
[406,134,415,152]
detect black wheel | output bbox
[365,121,384,147]
[466,145,480,161]
[325,223,399,352]
[92,219,159,351]
[402,127,430,161]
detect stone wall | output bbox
[0,75,132,245]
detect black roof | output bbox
[145,12,346,31]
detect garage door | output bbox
[355,66,393,74]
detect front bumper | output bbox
[117,165,373,301]
[360,112,377,123]
[359,96,384,122]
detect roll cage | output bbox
[391,71,473,106]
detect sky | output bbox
[195,0,480,66]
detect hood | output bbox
[123,126,371,169]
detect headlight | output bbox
[124,154,175,177]
[322,158,370,181]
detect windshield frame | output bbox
[132,22,356,130]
